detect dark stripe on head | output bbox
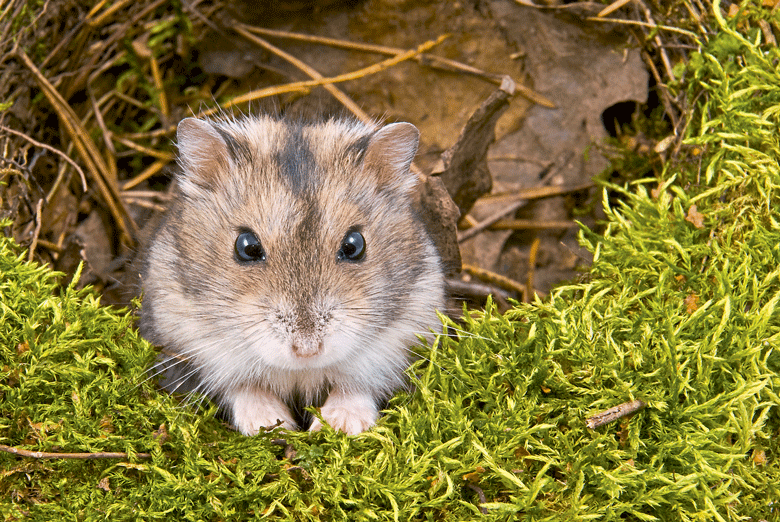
[296,198,320,241]
[275,125,317,195]
[345,133,371,163]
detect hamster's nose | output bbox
[292,337,323,358]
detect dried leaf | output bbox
[752,449,767,466]
[152,424,169,444]
[685,205,705,228]
[97,476,111,492]
[462,466,485,483]
[684,293,699,314]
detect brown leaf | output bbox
[752,449,767,466]
[684,293,699,314]
[462,466,486,483]
[152,424,169,444]
[99,416,114,434]
[685,205,705,229]
[97,476,111,492]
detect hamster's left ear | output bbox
[363,122,420,194]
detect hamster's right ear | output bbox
[176,118,230,193]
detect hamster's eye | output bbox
[235,231,266,262]
[337,230,365,262]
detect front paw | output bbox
[309,391,378,435]
[230,387,296,435]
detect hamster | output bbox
[138,115,445,435]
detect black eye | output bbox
[235,231,265,262]
[337,230,365,262]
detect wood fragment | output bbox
[586,399,647,429]
[758,19,777,46]
[435,76,516,215]
[0,443,151,460]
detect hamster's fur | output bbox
[139,115,445,435]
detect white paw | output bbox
[309,391,378,435]
[230,387,296,435]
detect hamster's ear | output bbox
[363,122,420,194]
[176,118,230,193]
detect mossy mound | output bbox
[2,4,780,521]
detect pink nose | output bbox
[292,340,323,358]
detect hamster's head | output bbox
[141,116,444,392]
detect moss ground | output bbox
[2,3,780,520]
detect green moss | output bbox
[2,2,780,520]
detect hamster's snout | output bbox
[291,336,324,358]
[271,304,332,360]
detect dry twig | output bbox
[0,443,151,460]
[461,263,528,298]
[234,25,370,124]
[526,236,540,303]
[586,399,647,429]
[0,124,87,192]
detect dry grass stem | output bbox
[597,0,634,18]
[0,124,88,192]
[239,24,555,108]
[234,25,371,124]
[461,263,529,298]
[478,182,594,204]
[200,35,449,116]
[16,47,137,244]
[587,16,701,38]
[489,219,577,231]
[0,443,151,460]
[457,198,528,243]
[526,236,540,303]
[121,159,170,191]
[28,198,43,263]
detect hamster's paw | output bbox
[310,391,378,435]
[230,387,296,435]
